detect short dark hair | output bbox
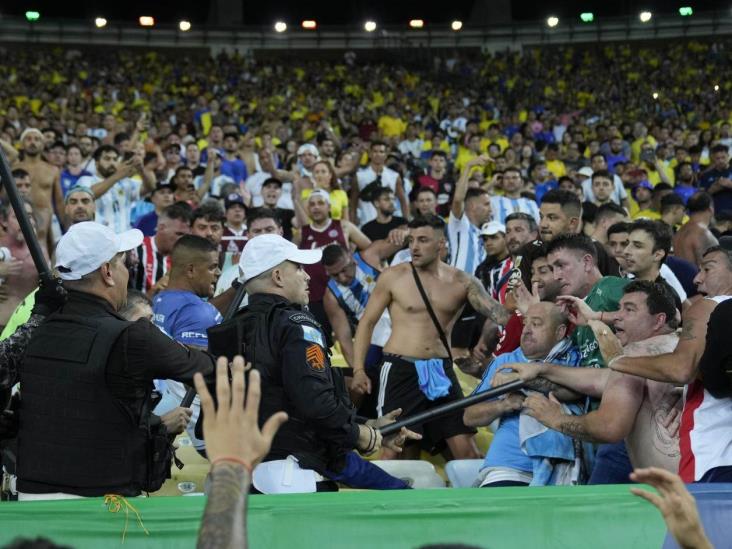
[503,166,523,179]
[322,244,349,266]
[688,192,713,213]
[93,144,118,161]
[623,280,678,329]
[408,214,446,233]
[223,131,239,141]
[172,233,217,256]
[629,219,672,263]
[113,132,130,146]
[465,188,489,203]
[247,207,282,227]
[607,221,631,238]
[546,233,597,263]
[546,143,559,152]
[173,166,193,181]
[702,244,732,266]
[595,202,627,224]
[711,144,729,155]
[660,193,685,214]
[415,186,437,199]
[541,189,582,218]
[11,168,30,179]
[161,201,193,224]
[591,169,613,183]
[370,140,387,149]
[192,202,225,225]
[372,186,394,202]
[262,177,283,188]
[505,212,538,232]
[430,150,448,160]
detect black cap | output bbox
[153,181,177,194]
[262,177,283,188]
[224,193,246,210]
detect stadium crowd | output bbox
[0,38,731,527]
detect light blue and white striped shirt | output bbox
[447,213,485,276]
[490,196,540,225]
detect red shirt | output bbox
[300,220,347,302]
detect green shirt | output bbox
[0,288,36,341]
[571,277,629,368]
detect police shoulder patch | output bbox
[301,325,325,348]
[289,312,318,326]
[305,344,326,371]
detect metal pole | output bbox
[0,149,51,279]
[379,379,526,437]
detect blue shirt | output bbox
[475,343,581,473]
[152,289,223,348]
[220,157,248,184]
[134,210,159,237]
[700,167,732,213]
[60,169,91,196]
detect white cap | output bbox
[297,143,320,158]
[307,189,330,204]
[238,234,322,284]
[480,221,506,237]
[55,222,143,281]
[578,166,594,178]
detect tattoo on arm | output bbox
[197,463,249,549]
[526,377,568,394]
[679,319,696,341]
[557,418,602,443]
[466,277,510,325]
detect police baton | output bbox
[379,379,526,437]
[0,149,51,279]
[180,281,248,408]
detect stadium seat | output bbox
[445,459,484,488]
[369,460,446,488]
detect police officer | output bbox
[17,222,216,499]
[211,234,418,491]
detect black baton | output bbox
[0,149,51,279]
[379,379,526,437]
[180,282,248,407]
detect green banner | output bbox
[0,485,667,548]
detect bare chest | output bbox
[392,273,466,320]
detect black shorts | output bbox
[451,303,482,349]
[376,353,476,452]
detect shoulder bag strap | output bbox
[410,262,453,362]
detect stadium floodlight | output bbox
[139,16,155,27]
[364,21,377,32]
[25,11,40,22]
[639,11,652,23]
[94,17,107,28]
[679,7,693,16]
[580,12,594,23]
[652,92,659,100]
[274,21,287,32]
[715,84,720,92]
[179,20,191,31]
[547,16,559,28]
[409,19,424,28]
[451,20,463,31]
[302,20,317,30]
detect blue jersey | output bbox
[326,252,378,322]
[152,289,222,348]
[60,169,91,197]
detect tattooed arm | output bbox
[463,273,511,326]
[194,357,288,549]
[609,299,716,384]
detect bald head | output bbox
[520,302,569,359]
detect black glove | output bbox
[31,274,67,317]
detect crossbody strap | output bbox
[410,262,453,362]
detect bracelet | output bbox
[211,456,253,474]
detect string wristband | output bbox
[211,456,253,474]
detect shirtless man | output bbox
[509,281,682,474]
[0,199,48,329]
[602,244,732,483]
[673,192,718,266]
[352,214,510,459]
[12,128,61,254]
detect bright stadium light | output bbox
[139,16,155,27]
[409,19,424,28]
[25,11,40,22]
[302,20,317,30]
[715,84,720,92]
[364,20,377,32]
[639,11,652,23]
[679,6,693,16]
[652,92,659,100]
[94,17,107,28]
[547,16,559,27]
[274,21,287,32]
[451,20,463,31]
[580,12,594,23]
[179,20,191,31]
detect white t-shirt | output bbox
[581,175,628,205]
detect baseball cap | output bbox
[632,180,653,200]
[480,221,506,237]
[55,222,143,281]
[225,193,246,210]
[307,189,331,204]
[238,234,322,284]
[297,143,320,158]
[577,166,594,179]
[152,181,177,194]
